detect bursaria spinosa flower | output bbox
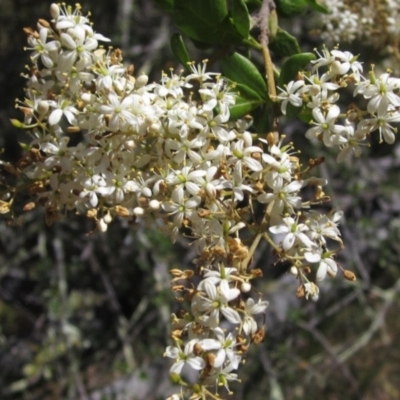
[10,6,373,397]
[277,80,305,114]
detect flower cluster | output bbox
[4,4,357,399]
[316,0,400,62]
[278,47,400,162]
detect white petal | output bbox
[48,109,63,125]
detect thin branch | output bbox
[257,0,277,103]
[337,276,400,363]
[298,320,360,394]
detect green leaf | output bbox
[276,0,306,15]
[253,105,272,133]
[229,97,264,120]
[220,52,268,100]
[174,0,243,45]
[269,28,301,56]
[298,106,313,123]
[278,52,316,87]
[153,0,174,12]
[304,0,329,13]
[285,103,303,118]
[231,0,250,38]
[230,82,263,101]
[170,34,190,70]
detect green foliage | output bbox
[174,0,244,45]
[154,0,174,12]
[170,33,190,70]
[220,52,269,119]
[278,52,316,86]
[228,96,265,120]
[220,52,269,100]
[304,0,329,14]
[276,0,307,15]
[231,0,251,38]
[269,28,301,56]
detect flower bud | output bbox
[243,131,252,147]
[205,182,216,198]
[103,213,113,224]
[37,100,49,115]
[113,188,124,204]
[125,140,136,149]
[97,218,108,232]
[133,207,144,216]
[331,60,348,75]
[343,270,356,281]
[81,93,95,104]
[149,199,160,210]
[309,84,320,96]
[50,3,60,20]
[289,266,298,276]
[135,74,148,89]
[241,282,251,293]
[23,202,36,211]
[115,205,130,217]
[266,131,279,146]
[149,122,161,133]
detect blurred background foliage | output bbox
[0,0,400,399]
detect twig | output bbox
[298,320,360,394]
[53,235,89,400]
[80,241,136,370]
[257,0,277,101]
[337,276,400,363]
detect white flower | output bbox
[212,327,240,369]
[164,339,205,375]
[41,136,73,171]
[269,216,316,251]
[199,78,236,116]
[99,92,136,132]
[59,32,97,70]
[168,105,205,138]
[205,359,240,394]
[229,133,263,172]
[360,109,400,144]
[304,282,319,301]
[330,50,363,80]
[162,187,201,227]
[257,178,303,218]
[186,61,217,83]
[305,104,343,147]
[311,47,334,71]
[304,73,339,99]
[277,80,304,114]
[166,166,206,196]
[305,210,343,244]
[79,174,107,208]
[362,72,400,114]
[336,123,367,162]
[194,280,241,328]
[48,99,78,126]
[97,169,136,204]
[27,28,60,68]
[242,298,269,336]
[197,265,238,291]
[229,162,254,202]
[316,255,338,281]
